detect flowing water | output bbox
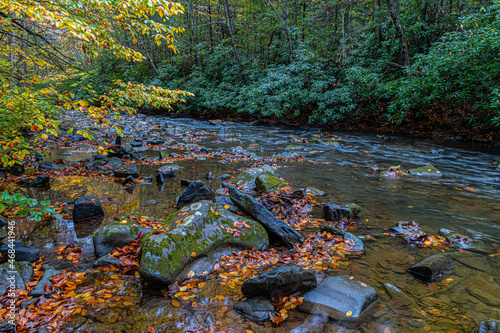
[8,115,500,332]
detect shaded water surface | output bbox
[10,116,500,332]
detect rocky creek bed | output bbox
[0,111,499,333]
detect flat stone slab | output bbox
[299,275,377,323]
[233,297,274,322]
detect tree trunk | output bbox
[386,0,410,67]
[222,0,246,83]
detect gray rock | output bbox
[344,232,364,252]
[139,201,268,288]
[228,185,304,246]
[104,157,122,170]
[241,265,316,298]
[214,196,239,213]
[0,262,26,294]
[29,174,50,187]
[13,261,33,283]
[176,180,215,209]
[475,321,499,333]
[219,174,231,181]
[1,241,39,262]
[73,195,104,223]
[324,202,361,221]
[231,165,275,191]
[38,161,61,172]
[408,253,455,281]
[107,145,129,158]
[29,266,60,296]
[298,275,377,324]
[93,219,153,258]
[114,163,139,178]
[0,322,15,332]
[93,254,121,267]
[233,297,274,322]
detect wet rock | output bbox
[390,221,426,239]
[231,165,275,191]
[29,174,50,187]
[84,160,106,170]
[139,201,268,288]
[1,241,39,262]
[290,313,329,333]
[324,202,361,221]
[38,161,61,172]
[219,174,231,181]
[180,179,192,187]
[71,133,85,142]
[131,141,143,147]
[214,196,239,213]
[93,254,121,267]
[122,175,135,186]
[241,265,316,298]
[233,297,274,322]
[114,163,139,178]
[344,232,364,252]
[474,321,499,333]
[292,188,307,199]
[176,180,215,209]
[93,218,154,258]
[408,253,454,281]
[298,275,377,324]
[1,163,25,176]
[157,165,181,174]
[0,262,26,293]
[0,322,15,332]
[228,185,304,246]
[148,139,164,145]
[115,136,123,145]
[73,195,104,223]
[30,266,60,296]
[107,145,129,158]
[408,165,442,176]
[276,152,297,160]
[13,261,33,283]
[255,173,286,192]
[383,283,421,312]
[464,276,500,307]
[0,215,7,227]
[104,157,123,170]
[20,297,39,308]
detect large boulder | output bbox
[114,163,139,178]
[176,180,215,209]
[408,253,455,281]
[241,265,316,298]
[231,165,275,192]
[93,217,158,258]
[1,241,39,262]
[73,195,104,223]
[228,185,304,246]
[38,161,61,172]
[324,202,361,222]
[298,275,377,324]
[138,201,268,288]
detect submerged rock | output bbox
[1,241,39,262]
[298,275,377,324]
[241,265,316,298]
[138,200,268,288]
[176,180,215,209]
[408,253,455,281]
[324,202,361,222]
[233,297,274,322]
[228,185,304,246]
[73,195,104,223]
[408,165,442,176]
[344,232,364,252]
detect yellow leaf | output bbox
[346,311,352,317]
[171,300,180,307]
[224,205,231,209]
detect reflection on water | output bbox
[9,117,500,332]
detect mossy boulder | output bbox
[408,253,455,281]
[408,165,442,176]
[93,216,161,258]
[255,173,286,193]
[232,165,275,191]
[138,200,269,288]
